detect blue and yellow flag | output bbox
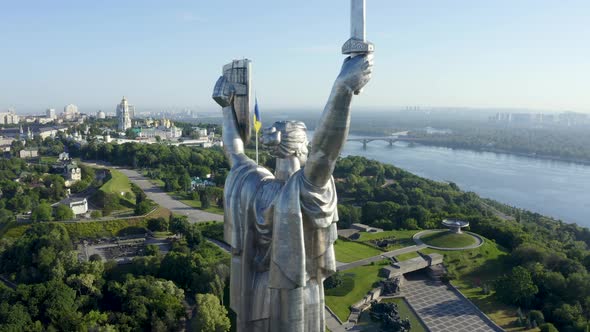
[253,98,262,133]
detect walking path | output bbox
[0,275,17,290]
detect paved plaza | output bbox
[402,273,501,332]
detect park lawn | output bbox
[334,240,383,263]
[357,297,427,332]
[420,231,475,248]
[395,251,420,261]
[40,156,57,164]
[100,169,135,205]
[64,218,148,240]
[356,230,418,250]
[422,237,527,330]
[325,260,388,322]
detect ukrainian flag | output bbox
[253,98,262,133]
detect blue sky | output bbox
[1,0,589,113]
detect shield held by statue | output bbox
[221,59,252,144]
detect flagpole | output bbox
[254,93,260,165]
[255,129,259,164]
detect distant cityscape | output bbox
[489,111,589,126]
[0,96,223,157]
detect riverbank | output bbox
[347,129,590,166]
[341,136,590,226]
[404,139,590,166]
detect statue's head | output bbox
[261,120,308,165]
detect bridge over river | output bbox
[346,131,427,148]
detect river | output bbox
[339,137,590,227]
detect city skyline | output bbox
[1,0,589,112]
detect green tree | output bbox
[0,208,15,224]
[31,203,53,222]
[200,190,211,209]
[192,293,230,332]
[185,224,203,248]
[324,272,343,289]
[170,215,190,236]
[144,244,160,256]
[401,218,419,230]
[134,201,152,216]
[0,302,43,331]
[131,183,147,205]
[552,302,583,328]
[43,280,82,330]
[528,310,545,325]
[54,204,74,221]
[495,266,538,308]
[180,172,191,192]
[108,276,185,330]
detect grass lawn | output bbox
[395,251,420,261]
[100,169,135,205]
[420,231,475,248]
[325,260,389,321]
[334,240,383,263]
[421,237,527,330]
[39,156,57,164]
[357,297,427,332]
[356,230,419,250]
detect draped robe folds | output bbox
[224,155,338,332]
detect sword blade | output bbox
[350,0,365,41]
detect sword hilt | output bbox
[342,0,374,95]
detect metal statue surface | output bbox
[211,2,373,331]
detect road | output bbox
[116,168,223,223]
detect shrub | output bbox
[89,254,102,262]
[324,272,343,290]
[147,217,169,232]
[528,310,545,325]
[135,201,152,216]
[539,323,558,332]
[369,301,411,332]
[54,204,74,221]
[144,244,160,256]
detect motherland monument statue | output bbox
[211,1,374,331]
